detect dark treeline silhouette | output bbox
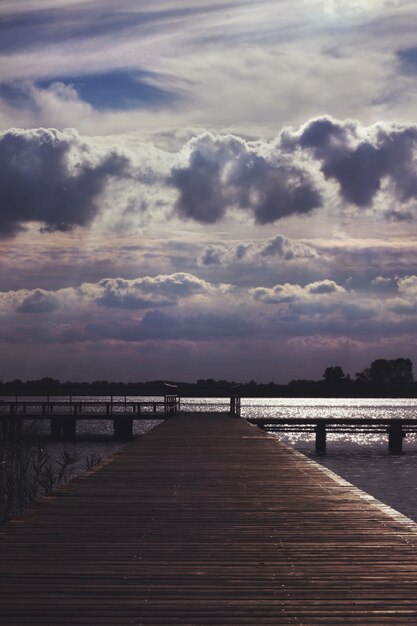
[0,358,415,397]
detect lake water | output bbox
[5,396,417,523]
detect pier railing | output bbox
[0,396,180,416]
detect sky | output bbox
[1,0,417,383]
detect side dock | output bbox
[1,414,417,624]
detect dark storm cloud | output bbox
[171,133,322,224]
[286,116,417,210]
[0,128,128,236]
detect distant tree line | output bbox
[0,358,414,397]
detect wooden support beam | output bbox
[315,420,327,455]
[62,416,76,441]
[113,416,133,440]
[388,419,403,454]
[50,417,63,440]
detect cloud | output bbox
[306,279,344,294]
[30,69,179,112]
[38,309,256,343]
[135,309,256,341]
[199,234,321,266]
[370,276,397,293]
[397,47,417,74]
[0,272,228,314]
[213,239,292,268]
[2,117,417,239]
[250,279,346,303]
[0,127,129,236]
[397,275,417,297]
[14,288,60,314]
[283,116,417,213]
[171,119,417,224]
[171,132,322,224]
[90,272,216,308]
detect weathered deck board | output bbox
[2,413,417,625]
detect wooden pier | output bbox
[2,414,417,624]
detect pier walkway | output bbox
[2,414,417,624]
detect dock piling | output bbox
[315,420,327,455]
[388,419,403,454]
[62,416,76,440]
[51,417,63,440]
[113,416,133,440]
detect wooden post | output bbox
[51,417,63,440]
[230,395,241,417]
[15,417,23,435]
[388,420,403,454]
[113,417,133,440]
[315,421,327,455]
[62,416,76,441]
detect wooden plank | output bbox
[1,413,417,624]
